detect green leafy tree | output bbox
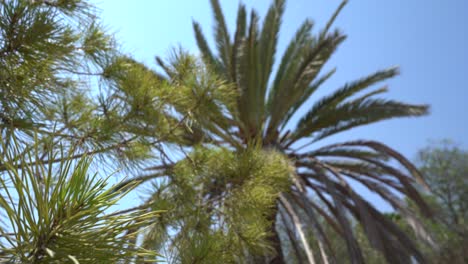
[130,0,436,263]
[414,140,468,263]
[417,140,468,228]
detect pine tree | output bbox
[0,1,236,262]
[0,0,181,262]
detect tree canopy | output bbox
[417,140,468,228]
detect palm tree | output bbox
[153,0,434,263]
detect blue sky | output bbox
[92,1,468,210]
[94,0,468,158]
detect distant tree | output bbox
[414,140,468,263]
[416,140,468,228]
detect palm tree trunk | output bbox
[251,199,286,264]
[267,202,286,264]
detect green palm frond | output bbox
[193,21,222,76]
[279,67,336,132]
[210,0,232,80]
[293,98,428,144]
[291,67,400,141]
[230,3,247,82]
[267,30,346,136]
[320,0,348,39]
[266,20,314,129]
[236,10,262,139]
[258,0,285,99]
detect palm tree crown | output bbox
[140,0,435,263]
[187,0,433,262]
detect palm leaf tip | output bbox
[405,103,429,116]
[209,0,232,73]
[193,21,220,73]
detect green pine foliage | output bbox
[0,0,174,262]
[139,147,293,263]
[0,1,214,169]
[0,138,161,263]
[1,0,108,134]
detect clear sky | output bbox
[93,0,468,156]
[92,0,468,209]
